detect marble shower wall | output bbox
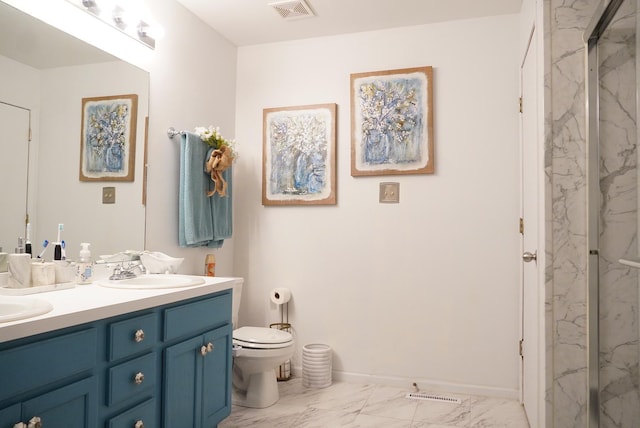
[545,0,640,426]
[597,1,640,426]
[545,0,594,426]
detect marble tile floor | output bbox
[219,377,530,427]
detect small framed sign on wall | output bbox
[350,66,434,176]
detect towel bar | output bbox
[167,127,184,139]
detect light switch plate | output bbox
[102,186,116,204]
[379,182,399,203]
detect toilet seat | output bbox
[233,326,293,349]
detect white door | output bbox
[0,102,30,251]
[521,27,540,428]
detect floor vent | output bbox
[405,392,462,404]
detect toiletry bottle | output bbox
[76,243,93,285]
[54,224,64,260]
[25,223,32,256]
[205,254,216,276]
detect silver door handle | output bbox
[523,251,537,263]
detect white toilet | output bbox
[231,281,294,408]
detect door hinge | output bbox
[519,217,524,235]
[519,339,524,357]
[519,97,523,113]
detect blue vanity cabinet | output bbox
[0,288,233,428]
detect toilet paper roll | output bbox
[270,287,291,305]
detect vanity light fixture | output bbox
[65,0,160,49]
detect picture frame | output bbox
[263,103,337,206]
[79,94,138,182]
[350,66,434,176]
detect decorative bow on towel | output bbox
[205,145,233,197]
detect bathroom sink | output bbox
[0,296,54,323]
[96,274,205,289]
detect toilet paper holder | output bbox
[269,322,292,381]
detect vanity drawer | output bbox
[163,293,231,341]
[107,352,156,406]
[108,312,158,361]
[107,398,156,428]
[0,328,97,403]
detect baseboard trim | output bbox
[290,366,519,400]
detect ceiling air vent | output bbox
[268,0,315,19]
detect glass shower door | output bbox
[587,0,640,426]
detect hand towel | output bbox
[179,132,233,248]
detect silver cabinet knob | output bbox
[134,372,145,385]
[200,342,214,356]
[134,329,145,343]
[522,251,537,263]
[134,420,144,428]
[27,417,42,428]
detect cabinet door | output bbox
[163,325,231,428]
[21,377,97,428]
[163,335,202,428]
[202,326,232,426]
[0,403,21,428]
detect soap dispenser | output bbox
[76,243,93,285]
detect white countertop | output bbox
[0,276,240,344]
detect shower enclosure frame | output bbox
[584,0,632,426]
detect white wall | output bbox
[144,0,237,276]
[234,15,521,396]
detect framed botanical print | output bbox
[79,94,138,182]
[263,103,337,205]
[351,66,434,176]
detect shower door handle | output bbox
[522,251,537,263]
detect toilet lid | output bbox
[233,326,293,349]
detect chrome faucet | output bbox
[109,264,138,280]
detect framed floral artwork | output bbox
[262,103,337,206]
[350,66,434,176]
[79,94,138,182]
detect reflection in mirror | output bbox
[0,101,29,252]
[0,1,148,259]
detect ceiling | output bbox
[175,0,523,46]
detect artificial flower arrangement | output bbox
[195,126,236,197]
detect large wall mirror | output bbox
[0,1,148,259]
